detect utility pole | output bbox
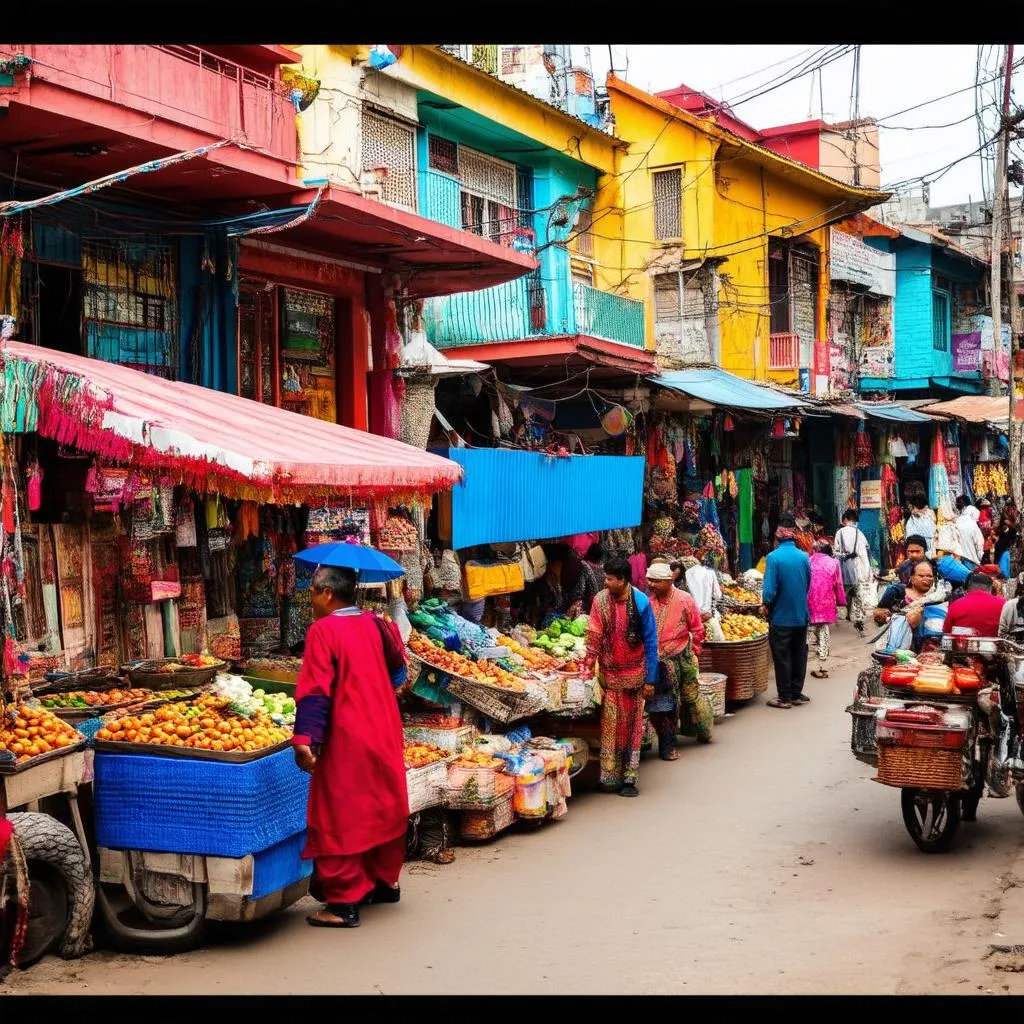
[996,45,1021,508]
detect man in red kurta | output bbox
[293,565,409,929]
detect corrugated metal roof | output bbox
[651,368,808,410]
[443,448,645,549]
[918,395,1010,426]
[854,401,935,424]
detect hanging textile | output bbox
[737,468,753,572]
[929,431,952,513]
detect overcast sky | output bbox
[575,44,1021,210]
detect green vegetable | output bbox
[547,622,562,638]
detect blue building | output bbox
[860,225,990,397]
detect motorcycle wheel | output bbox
[900,788,961,853]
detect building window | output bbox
[361,107,417,210]
[932,290,951,352]
[652,168,682,241]
[457,147,518,246]
[653,267,718,364]
[569,205,594,259]
[428,135,460,177]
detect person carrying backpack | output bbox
[834,509,872,634]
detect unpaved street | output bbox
[7,624,1024,996]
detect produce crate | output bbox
[93,747,310,857]
[402,724,476,753]
[1,746,87,809]
[445,676,549,724]
[443,764,514,810]
[459,794,514,841]
[406,758,452,815]
[697,636,770,702]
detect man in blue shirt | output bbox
[762,514,813,709]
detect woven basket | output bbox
[402,724,476,753]
[124,659,224,691]
[697,672,728,721]
[445,677,549,724]
[874,744,966,790]
[697,636,770,702]
[718,598,762,615]
[459,794,514,840]
[405,758,451,814]
[35,667,123,695]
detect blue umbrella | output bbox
[294,542,406,583]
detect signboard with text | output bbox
[830,228,897,296]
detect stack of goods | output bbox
[404,741,453,814]
[526,617,589,670]
[0,705,85,765]
[719,581,761,609]
[408,631,527,692]
[873,704,972,790]
[880,661,982,698]
[402,711,476,753]
[493,635,560,674]
[379,513,418,553]
[446,750,515,840]
[92,695,290,755]
[718,613,768,642]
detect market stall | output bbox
[0,342,463,958]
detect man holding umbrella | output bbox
[292,554,410,929]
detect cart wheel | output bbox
[7,811,94,965]
[95,880,207,956]
[900,788,961,854]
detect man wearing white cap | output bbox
[646,562,713,758]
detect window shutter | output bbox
[361,108,417,209]
[652,168,682,240]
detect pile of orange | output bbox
[404,743,449,769]
[1,705,83,764]
[94,696,289,754]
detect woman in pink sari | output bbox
[808,540,846,678]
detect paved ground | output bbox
[7,623,1024,995]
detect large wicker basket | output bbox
[445,677,549,724]
[697,636,770,702]
[874,744,966,791]
[124,658,225,691]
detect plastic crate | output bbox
[94,747,310,858]
[251,831,313,901]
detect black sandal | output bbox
[307,903,360,928]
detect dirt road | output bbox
[7,624,1024,995]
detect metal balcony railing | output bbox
[769,331,801,370]
[2,45,298,164]
[424,278,646,351]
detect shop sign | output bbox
[830,229,896,296]
[952,331,982,374]
[859,479,882,510]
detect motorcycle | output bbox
[846,625,1024,853]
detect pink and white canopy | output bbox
[0,342,461,504]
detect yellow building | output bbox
[602,75,888,385]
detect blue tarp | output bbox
[441,448,645,550]
[650,369,807,410]
[854,402,934,424]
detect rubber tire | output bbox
[901,788,962,854]
[7,811,93,965]
[17,861,69,967]
[1016,782,1024,818]
[94,881,207,956]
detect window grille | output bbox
[361,108,417,209]
[652,168,682,240]
[428,135,459,177]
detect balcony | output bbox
[769,332,801,371]
[1,44,298,165]
[424,277,645,350]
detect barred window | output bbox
[361,108,417,210]
[652,168,682,241]
[428,135,459,177]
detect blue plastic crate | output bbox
[251,831,313,901]
[94,747,310,858]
